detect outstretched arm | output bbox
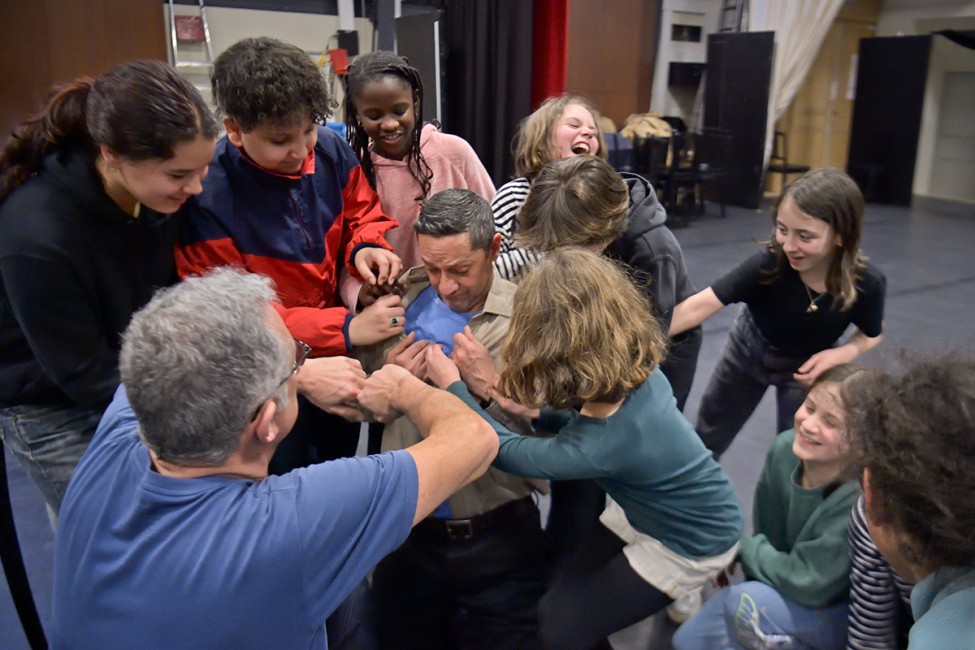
[669,287,724,336]
[441,379,605,482]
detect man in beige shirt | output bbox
[359,188,548,650]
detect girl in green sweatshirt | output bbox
[674,364,870,650]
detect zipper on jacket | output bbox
[288,188,315,252]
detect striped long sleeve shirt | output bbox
[491,177,540,280]
[847,494,914,650]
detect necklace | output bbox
[803,284,820,313]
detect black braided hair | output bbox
[344,51,433,202]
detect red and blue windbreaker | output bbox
[176,126,397,356]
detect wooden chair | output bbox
[655,132,701,219]
[767,131,810,188]
[634,135,670,187]
[693,128,734,218]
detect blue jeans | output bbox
[0,403,102,516]
[696,308,809,457]
[672,581,849,650]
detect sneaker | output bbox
[666,589,702,624]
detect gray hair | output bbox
[120,267,291,466]
[413,188,495,251]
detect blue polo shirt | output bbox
[52,386,418,649]
[404,285,478,356]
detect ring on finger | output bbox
[390,316,401,327]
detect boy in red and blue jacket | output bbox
[177,37,405,358]
[177,38,404,480]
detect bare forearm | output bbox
[841,329,883,360]
[669,287,723,337]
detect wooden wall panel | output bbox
[0,1,54,140]
[0,0,166,140]
[770,0,881,193]
[565,0,657,128]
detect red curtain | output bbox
[531,0,568,110]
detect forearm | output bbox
[338,266,364,313]
[848,497,903,649]
[839,329,882,361]
[447,382,596,480]
[341,166,397,273]
[493,246,540,281]
[491,182,527,245]
[651,259,678,331]
[738,530,853,608]
[669,287,723,337]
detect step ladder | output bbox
[718,0,746,32]
[167,0,214,104]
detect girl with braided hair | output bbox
[342,50,495,303]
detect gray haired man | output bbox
[50,267,497,649]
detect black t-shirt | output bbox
[712,249,886,356]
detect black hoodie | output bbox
[0,145,180,408]
[605,172,698,327]
[605,172,702,407]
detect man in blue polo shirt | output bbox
[50,267,497,649]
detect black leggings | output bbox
[538,524,673,650]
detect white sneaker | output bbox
[666,589,702,624]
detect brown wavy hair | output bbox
[517,155,629,252]
[767,167,867,310]
[843,355,975,571]
[498,248,666,409]
[512,93,607,180]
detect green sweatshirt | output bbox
[737,429,859,608]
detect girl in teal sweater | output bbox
[426,248,743,649]
[673,364,869,650]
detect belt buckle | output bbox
[445,519,474,541]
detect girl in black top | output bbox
[670,168,885,457]
[0,61,218,515]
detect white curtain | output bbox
[749,0,845,164]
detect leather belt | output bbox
[413,496,538,542]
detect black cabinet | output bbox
[847,36,932,205]
[703,31,775,209]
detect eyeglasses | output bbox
[280,339,312,387]
[251,339,311,421]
